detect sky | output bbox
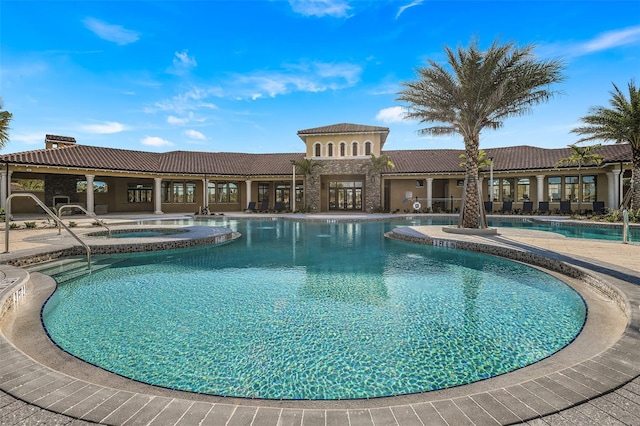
[1,0,639,155]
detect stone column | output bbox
[426,178,433,209]
[85,174,95,214]
[154,177,163,214]
[536,175,545,206]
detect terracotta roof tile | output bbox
[0,142,632,176]
[297,123,389,136]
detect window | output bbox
[564,176,578,202]
[160,181,197,203]
[517,178,530,201]
[127,183,152,203]
[416,179,424,188]
[216,182,238,203]
[340,143,346,156]
[185,182,196,203]
[365,141,372,155]
[258,182,270,203]
[352,142,358,156]
[548,177,561,201]
[327,143,333,157]
[295,184,303,204]
[582,175,596,202]
[314,143,321,157]
[275,183,290,208]
[500,179,514,202]
[207,182,216,203]
[77,180,108,193]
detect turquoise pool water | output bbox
[42,220,586,400]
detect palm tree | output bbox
[361,153,395,174]
[397,39,564,228]
[0,99,12,151]
[555,144,603,213]
[571,80,640,210]
[291,158,322,211]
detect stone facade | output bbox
[305,158,382,212]
[44,175,79,206]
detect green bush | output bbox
[9,223,20,230]
[24,221,37,229]
[68,221,77,228]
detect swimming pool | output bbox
[42,220,586,400]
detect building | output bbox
[0,123,633,215]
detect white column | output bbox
[606,172,615,210]
[0,171,7,210]
[6,171,12,202]
[536,175,545,206]
[426,178,433,209]
[85,174,95,214]
[154,177,163,214]
[613,169,621,208]
[202,178,209,212]
[245,180,252,210]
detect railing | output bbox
[4,194,92,272]
[57,204,111,237]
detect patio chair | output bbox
[522,201,533,214]
[538,201,549,213]
[483,201,493,213]
[592,201,605,214]
[560,200,572,215]
[246,201,257,213]
[258,200,269,213]
[273,201,285,213]
[501,201,513,214]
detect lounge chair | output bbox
[560,200,572,215]
[538,201,549,214]
[258,200,269,212]
[483,201,493,213]
[501,201,513,214]
[592,201,605,214]
[522,201,533,214]
[246,201,257,213]
[273,201,285,213]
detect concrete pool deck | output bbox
[0,213,639,425]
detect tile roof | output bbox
[297,123,390,136]
[0,142,632,176]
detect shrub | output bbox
[24,221,37,229]
[9,223,20,230]
[68,221,77,228]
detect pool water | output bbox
[42,220,586,400]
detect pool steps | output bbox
[25,256,128,284]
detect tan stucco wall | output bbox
[302,134,383,158]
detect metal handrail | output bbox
[57,204,111,237]
[4,194,92,272]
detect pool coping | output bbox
[1,222,639,425]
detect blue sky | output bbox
[1,0,639,154]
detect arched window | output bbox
[340,143,346,157]
[314,143,321,157]
[328,143,334,157]
[365,141,372,155]
[352,142,358,156]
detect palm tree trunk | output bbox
[631,146,640,210]
[460,138,481,228]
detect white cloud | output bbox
[167,115,189,125]
[539,25,640,58]
[289,0,352,18]
[80,121,128,134]
[580,25,640,53]
[147,86,221,115]
[141,136,174,147]
[9,131,45,146]
[83,17,140,45]
[376,106,408,123]
[168,50,197,75]
[396,0,423,19]
[184,129,206,140]
[229,61,362,99]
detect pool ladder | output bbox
[4,193,93,273]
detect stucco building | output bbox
[0,123,633,215]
